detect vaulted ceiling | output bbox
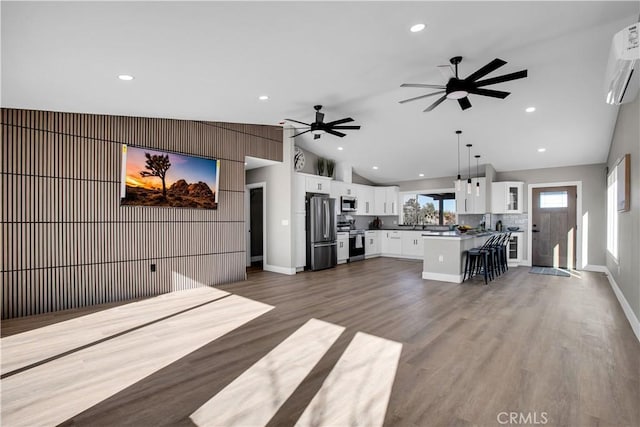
[2,1,638,183]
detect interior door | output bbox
[532,186,577,268]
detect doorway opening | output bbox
[531,185,577,269]
[246,183,266,272]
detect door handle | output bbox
[532,230,540,233]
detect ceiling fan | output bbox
[399,56,528,112]
[285,105,361,139]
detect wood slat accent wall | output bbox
[1,108,283,319]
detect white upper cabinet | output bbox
[356,185,375,215]
[455,178,488,214]
[304,175,332,194]
[491,182,524,213]
[386,186,399,215]
[374,186,399,216]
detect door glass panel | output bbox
[539,191,568,208]
[508,186,518,210]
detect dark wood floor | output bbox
[2,258,639,426]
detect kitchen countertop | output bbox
[422,230,499,240]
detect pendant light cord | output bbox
[467,144,472,182]
[457,133,460,178]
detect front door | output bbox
[532,186,577,268]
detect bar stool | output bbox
[463,235,499,285]
[489,232,510,277]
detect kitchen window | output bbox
[401,192,456,225]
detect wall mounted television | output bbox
[120,145,220,209]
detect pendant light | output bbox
[466,144,472,194]
[455,130,462,191]
[475,155,481,196]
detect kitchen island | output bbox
[421,231,494,283]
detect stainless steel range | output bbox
[348,229,365,261]
[337,214,365,262]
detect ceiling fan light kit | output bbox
[400,55,528,112]
[285,105,361,140]
[475,154,481,197]
[466,143,473,195]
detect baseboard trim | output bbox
[422,272,463,283]
[597,265,640,343]
[583,264,608,273]
[263,264,296,275]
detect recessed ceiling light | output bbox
[337,147,344,151]
[244,162,248,165]
[372,166,379,170]
[419,173,425,177]
[526,106,536,113]
[537,148,546,153]
[410,23,426,33]
[118,74,134,81]
[258,95,269,101]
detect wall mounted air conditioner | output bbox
[605,22,639,105]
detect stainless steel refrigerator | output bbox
[306,195,337,271]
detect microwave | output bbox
[341,196,358,212]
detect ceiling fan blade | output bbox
[291,129,311,138]
[331,125,361,130]
[284,118,311,126]
[474,70,528,87]
[399,91,446,104]
[325,129,346,138]
[468,88,510,98]
[325,117,353,126]
[423,94,448,112]
[315,111,324,124]
[314,134,321,140]
[464,58,507,82]
[401,83,446,89]
[458,97,472,110]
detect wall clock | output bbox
[294,146,305,171]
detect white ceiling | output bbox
[2,2,638,183]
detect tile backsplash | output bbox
[491,213,528,231]
[458,213,528,231]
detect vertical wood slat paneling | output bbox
[1,108,282,319]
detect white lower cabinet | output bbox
[508,232,523,266]
[337,232,349,264]
[401,231,424,259]
[365,230,380,258]
[380,230,402,256]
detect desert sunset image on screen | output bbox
[120,145,220,209]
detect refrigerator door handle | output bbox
[324,200,330,239]
[314,242,337,248]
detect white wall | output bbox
[497,164,606,266]
[246,127,296,274]
[606,94,640,323]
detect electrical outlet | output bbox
[438,255,444,262]
[150,263,156,272]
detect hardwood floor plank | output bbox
[190,318,344,427]
[1,259,638,426]
[295,331,402,427]
[0,295,272,427]
[1,286,228,374]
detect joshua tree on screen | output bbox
[140,153,171,197]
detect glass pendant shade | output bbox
[456,175,461,191]
[467,179,472,194]
[476,182,480,196]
